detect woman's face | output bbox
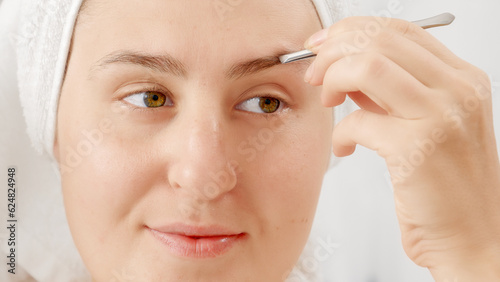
[55,0,332,280]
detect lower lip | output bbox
[148,228,245,258]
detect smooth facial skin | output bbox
[54,0,332,281]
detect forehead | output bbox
[78,0,319,27]
[74,0,321,75]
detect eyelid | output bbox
[239,84,293,113]
[113,81,171,99]
[237,83,291,104]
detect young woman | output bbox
[3,0,500,280]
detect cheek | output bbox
[235,109,332,272]
[59,126,158,279]
[56,90,155,275]
[253,129,328,212]
[239,110,333,232]
[58,104,152,226]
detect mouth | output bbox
[146,224,247,258]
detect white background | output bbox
[314,0,500,281]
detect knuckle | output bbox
[450,72,490,103]
[362,53,389,79]
[471,67,491,90]
[392,19,418,37]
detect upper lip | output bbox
[147,223,243,237]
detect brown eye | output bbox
[143,91,167,108]
[258,97,280,113]
[237,97,282,114]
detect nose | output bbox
[165,108,238,201]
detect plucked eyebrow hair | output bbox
[90,49,309,79]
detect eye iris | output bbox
[144,91,166,107]
[259,97,280,113]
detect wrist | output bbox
[429,244,500,282]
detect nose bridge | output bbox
[185,102,226,162]
[167,102,237,200]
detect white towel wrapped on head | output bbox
[15,0,83,160]
[313,0,351,27]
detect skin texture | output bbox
[305,17,500,281]
[54,0,332,281]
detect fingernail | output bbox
[304,60,315,83]
[305,28,328,49]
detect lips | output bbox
[147,224,246,258]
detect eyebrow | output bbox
[92,51,188,77]
[225,56,282,80]
[91,49,307,79]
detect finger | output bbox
[331,109,404,157]
[348,91,388,115]
[307,17,468,70]
[320,52,432,118]
[307,29,457,88]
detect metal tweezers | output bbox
[279,12,455,64]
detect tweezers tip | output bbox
[279,50,316,64]
[278,55,291,64]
